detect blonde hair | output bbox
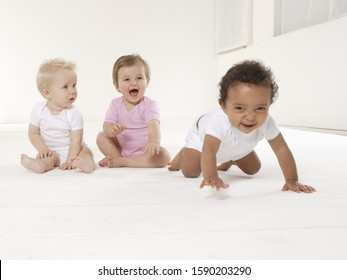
[112,54,150,89]
[36,58,76,95]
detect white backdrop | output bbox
[0,0,217,123]
[217,16,347,131]
[2,0,346,130]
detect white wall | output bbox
[2,0,346,131]
[0,0,217,123]
[217,16,347,131]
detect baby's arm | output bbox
[103,122,126,138]
[200,134,229,190]
[143,120,161,156]
[59,129,83,170]
[268,133,316,193]
[28,124,53,158]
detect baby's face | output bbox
[116,62,148,110]
[219,83,271,133]
[44,69,77,112]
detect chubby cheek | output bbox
[227,113,241,126]
[257,114,268,126]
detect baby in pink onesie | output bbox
[96,54,170,168]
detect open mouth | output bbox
[241,123,256,129]
[129,89,139,97]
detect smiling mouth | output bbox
[242,123,256,128]
[129,89,139,97]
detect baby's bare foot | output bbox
[21,154,46,173]
[102,156,123,168]
[217,161,233,171]
[71,157,94,173]
[98,157,109,167]
[167,148,184,171]
[168,161,180,171]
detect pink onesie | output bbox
[104,96,160,157]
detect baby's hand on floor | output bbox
[282,182,316,193]
[200,177,229,191]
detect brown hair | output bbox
[112,54,150,90]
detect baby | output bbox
[96,54,170,168]
[169,60,315,193]
[21,58,95,173]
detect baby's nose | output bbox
[245,111,255,120]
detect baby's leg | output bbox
[168,147,185,171]
[234,151,261,175]
[71,146,95,173]
[106,147,170,168]
[21,153,58,173]
[96,132,122,167]
[180,148,201,178]
[217,160,234,171]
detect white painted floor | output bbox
[0,120,347,260]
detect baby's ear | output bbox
[42,88,50,99]
[113,82,120,93]
[218,99,226,110]
[218,99,228,114]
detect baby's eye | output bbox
[234,106,244,112]
[256,107,267,112]
[63,85,68,89]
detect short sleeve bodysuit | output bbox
[29,101,84,162]
[104,96,160,157]
[185,108,280,163]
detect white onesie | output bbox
[29,101,84,163]
[185,108,280,163]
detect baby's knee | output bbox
[182,169,201,178]
[160,148,171,165]
[79,145,93,157]
[243,162,261,175]
[96,131,105,140]
[96,131,108,145]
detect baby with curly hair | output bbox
[169,60,315,193]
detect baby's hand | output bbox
[58,160,74,171]
[282,182,316,193]
[36,149,54,159]
[110,123,126,137]
[142,142,160,156]
[200,176,229,191]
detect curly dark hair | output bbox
[219,60,278,104]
